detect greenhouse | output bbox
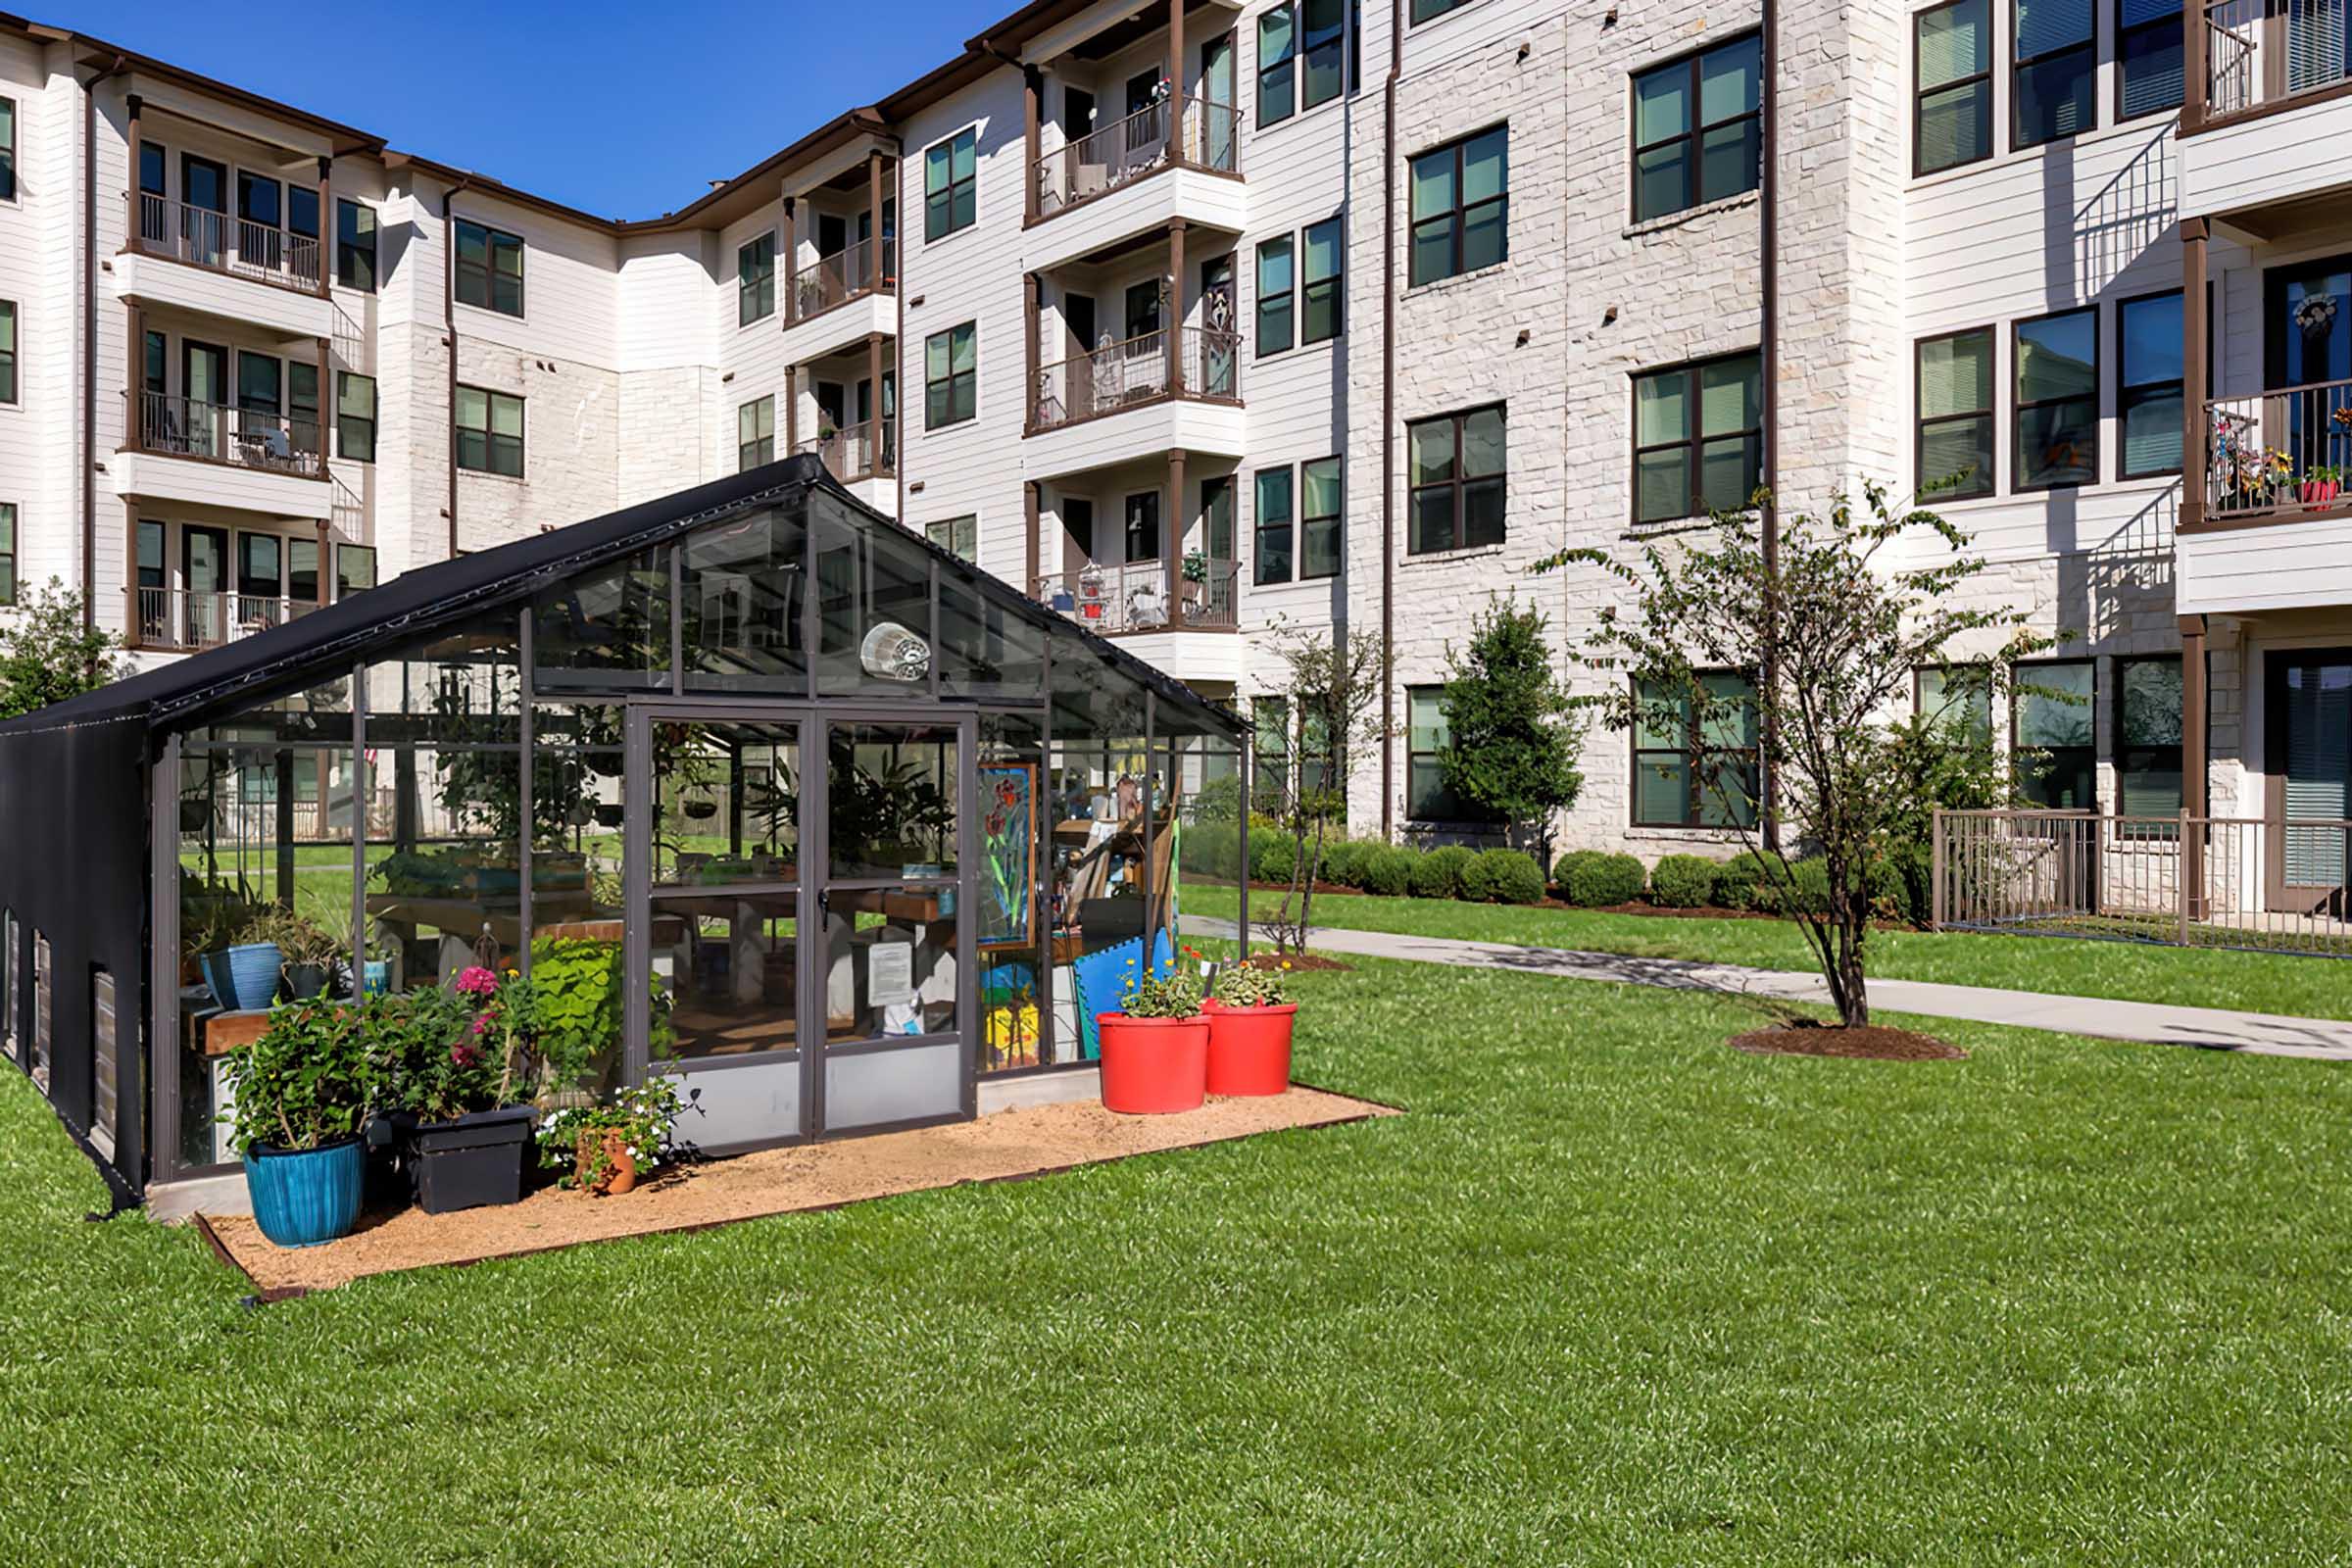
[0,458,1247,1206]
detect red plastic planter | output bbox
[1205,1003,1298,1096]
[1096,1013,1210,1113]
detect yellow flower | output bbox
[1280,959,1293,970]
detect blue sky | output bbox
[46,0,986,219]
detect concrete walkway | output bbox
[1182,916,2352,1062]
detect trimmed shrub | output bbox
[1647,853,1719,909]
[1249,826,1297,886]
[1178,822,1235,880]
[1550,849,1595,890]
[1712,852,1769,911]
[1777,855,1833,915]
[1560,850,1647,908]
[1462,847,1546,905]
[1362,845,1418,897]
[1410,844,1475,900]
[1321,839,1377,889]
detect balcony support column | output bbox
[2180,612,2209,921]
[1023,65,1043,225]
[1024,270,1041,436]
[316,156,333,296]
[1025,479,1041,596]
[2183,0,2207,134]
[781,195,797,325]
[1166,448,1187,629]
[124,95,142,250]
[784,362,799,458]
[316,336,331,471]
[1167,0,1186,163]
[866,331,885,476]
[866,151,885,294]
[2182,218,2208,533]
[1167,219,1186,396]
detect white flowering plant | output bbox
[536,1078,687,1190]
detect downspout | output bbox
[1757,0,1781,852]
[1378,0,1402,840]
[888,131,906,522]
[441,174,473,562]
[81,54,129,642]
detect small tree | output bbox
[1546,482,2054,1028]
[0,580,129,720]
[1260,622,1393,956]
[1438,598,1584,870]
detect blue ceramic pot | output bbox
[200,951,239,1010]
[225,943,282,1011]
[362,960,390,996]
[243,1137,365,1248]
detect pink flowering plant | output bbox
[393,965,543,1122]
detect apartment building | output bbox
[2,0,2349,886]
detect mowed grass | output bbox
[5,956,2352,1563]
[1188,879,2352,1021]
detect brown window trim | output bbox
[2112,0,2184,122]
[1300,455,1343,580]
[454,382,524,476]
[2010,0,2096,150]
[922,125,978,244]
[453,218,525,318]
[924,321,978,430]
[2117,286,2184,480]
[737,230,777,327]
[1629,669,1759,829]
[2010,656,2098,808]
[2012,305,2100,494]
[1631,349,1762,527]
[1407,124,1508,287]
[1912,0,1993,178]
[1629,31,1762,224]
[1407,403,1507,554]
[1915,323,1997,500]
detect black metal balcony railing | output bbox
[136,193,322,294]
[793,416,896,481]
[789,234,896,322]
[1031,326,1241,432]
[127,389,324,479]
[1034,97,1242,213]
[2202,0,2352,118]
[2205,376,2352,519]
[1031,558,1239,634]
[128,586,321,653]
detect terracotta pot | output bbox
[574,1128,638,1195]
[1205,1003,1298,1097]
[1096,1012,1209,1113]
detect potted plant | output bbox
[254,908,343,1002]
[1203,958,1298,1097]
[1095,962,1208,1114]
[223,1000,389,1248]
[536,1078,686,1195]
[2301,464,2345,507]
[221,906,284,1013]
[391,967,541,1215]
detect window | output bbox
[1407,686,1494,820]
[2014,307,2097,490]
[1301,218,1343,344]
[29,930,46,1090]
[289,538,319,606]
[455,384,524,477]
[1408,405,1506,552]
[1915,0,1992,174]
[737,395,775,470]
[923,128,976,241]
[1916,328,1996,499]
[453,219,524,317]
[2117,0,2184,117]
[1258,6,1297,126]
[289,186,318,252]
[2014,0,2096,147]
[1409,126,1507,285]
[337,371,377,463]
[1633,672,1759,827]
[290,362,318,450]
[0,96,15,203]
[738,231,776,326]
[1917,663,1995,743]
[237,351,281,420]
[1254,466,1294,584]
[2014,659,2096,808]
[1256,236,1294,356]
[0,503,14,606]
[1253,695,1291,806]
[1300,457,1342,579]
[337,200,377,292]
[1412,0,1472,22]
[1632,35,1762,222]
[0,299,15,403]
[2119,291,2183,479]
[335,543,377,601]
[924,323,977,429]
[2119,655,2183,822]
[1301,0,1348,110]
[237,170,279,232]
[1124,491,1162,560]
[926,514,977,561]
[1634,352,1762,524]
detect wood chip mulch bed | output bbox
[1239,952,1352,972]
[199,1087,1397,1298]
[1729,1023,1969,1062]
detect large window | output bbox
[2014,0,2096,148]
[1634,352,1761,524]
[1408,405,1506,552]
[2014,659,2096,808]
[453,219,524,317]
[1300,458,1343,580]
[924,322,977,429]
[337,371,377,463]
[1254,466,1294,584]
[455,384,524,477]
[2118,290,2183,479]
[337,199,377,292]
[1411,0,1472,22]
[1633,672,1758,827]
[1256,236,1295,356]
[1407,686,1490,820]
[1632,35,1762,222]
[1408,126,1507,286]
[1300,0,1348,110]
[926,514,977,561]
[1301,218,1343,344]
[2014,307,2097,490]
[1917,663,1995,744]
[336,543,377,601]
[0,299,15,403]
[0,96,16,203]
[739,231,776,326]
[738,395,775,470]
[1124,491,1161,561]
[2118,655,2183,821]
[924,128,976,241]
[1916,327,1996,498]
[1916,0,1992,174]
[2117,0,2184,117]
[1258,5,1297,126]
[0,503,14,606]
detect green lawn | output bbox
[6,956,2352,1561]
[1189,880,2352,1022]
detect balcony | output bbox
[113,390,334,520]
[2182,0,2352,219]
[790,235,894,324]
[1032,326,1240,432]
[117,195,335,339]
[1033,98,1240,217]
[125,586,321,655]
[2178,376,2352,614]
[136,195,322,294]
[1033,558,1239,635]
[793,416,896,484]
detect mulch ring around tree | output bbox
[1729,1020,1968,1062]
[1240,952,1353,972]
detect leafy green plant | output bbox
[1116,962,1203,1019]
[1712,851,1770,911]
[1212,964,1294,1007]
[0,579,129,720]
[1438,600,1585,868]
[528,937,671,1091]
[1460,848,1545,905]
[223,999,395,1152]
[249,907,344,968]
[1558,851,1645,908]
[536,1078,687,1189]
[1320,839,1376,888]
[372,851,466,898]
[1409,845,1474,900]
[1362,845,1418,897]
[1647,854,1719,909]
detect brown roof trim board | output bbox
[383,150,622,231]
[618,107,894,235]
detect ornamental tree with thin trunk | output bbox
[0,579,128,720]
[1259,621,1392,957]
[1538,482,2055,1028]
[1438,598,1585,873]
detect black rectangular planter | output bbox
[405,1105,537,1214]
